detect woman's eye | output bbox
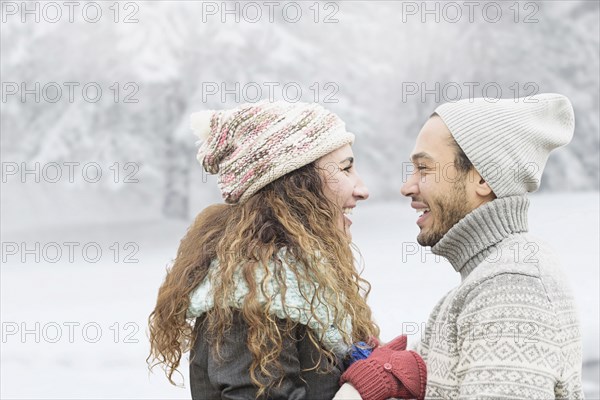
[416,164,427,171]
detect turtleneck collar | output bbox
[431,195,529,280]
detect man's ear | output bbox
[470,169,494,198]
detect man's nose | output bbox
[401,173,418,197]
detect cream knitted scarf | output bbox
[187,248,352,356]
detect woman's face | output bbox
[316,144,369,241]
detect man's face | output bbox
[400,116,475,247]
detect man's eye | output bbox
[416,165,427,171]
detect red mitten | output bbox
[340,335,427,400]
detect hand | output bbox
[340,335,426,400]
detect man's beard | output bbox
[417,178,471,247]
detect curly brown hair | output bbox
[147,162,379,396]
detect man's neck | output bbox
[431,196,530,279]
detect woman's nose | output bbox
[354,177,369,200]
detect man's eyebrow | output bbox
[410,152,435,162]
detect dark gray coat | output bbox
[190,312,344,399]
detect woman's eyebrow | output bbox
[339,157,354,165]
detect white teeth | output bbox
[343,208,353,215]
[416,209,430,217]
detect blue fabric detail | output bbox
[346,341,373,366]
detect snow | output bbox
[1,1,599,210]
[1,192,598,399]
[1,0,598,397]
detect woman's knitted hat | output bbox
[435,93,575,197]
[191,101,354,204]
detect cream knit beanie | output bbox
[435,93,575,197]
[191,100,354,204]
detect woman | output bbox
[148,101,425,400]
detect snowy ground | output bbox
[1,192,598,399]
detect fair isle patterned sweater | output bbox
[417,196,583,399]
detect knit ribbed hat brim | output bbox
[435,93,574,197]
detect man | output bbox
[400,93,584,399]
